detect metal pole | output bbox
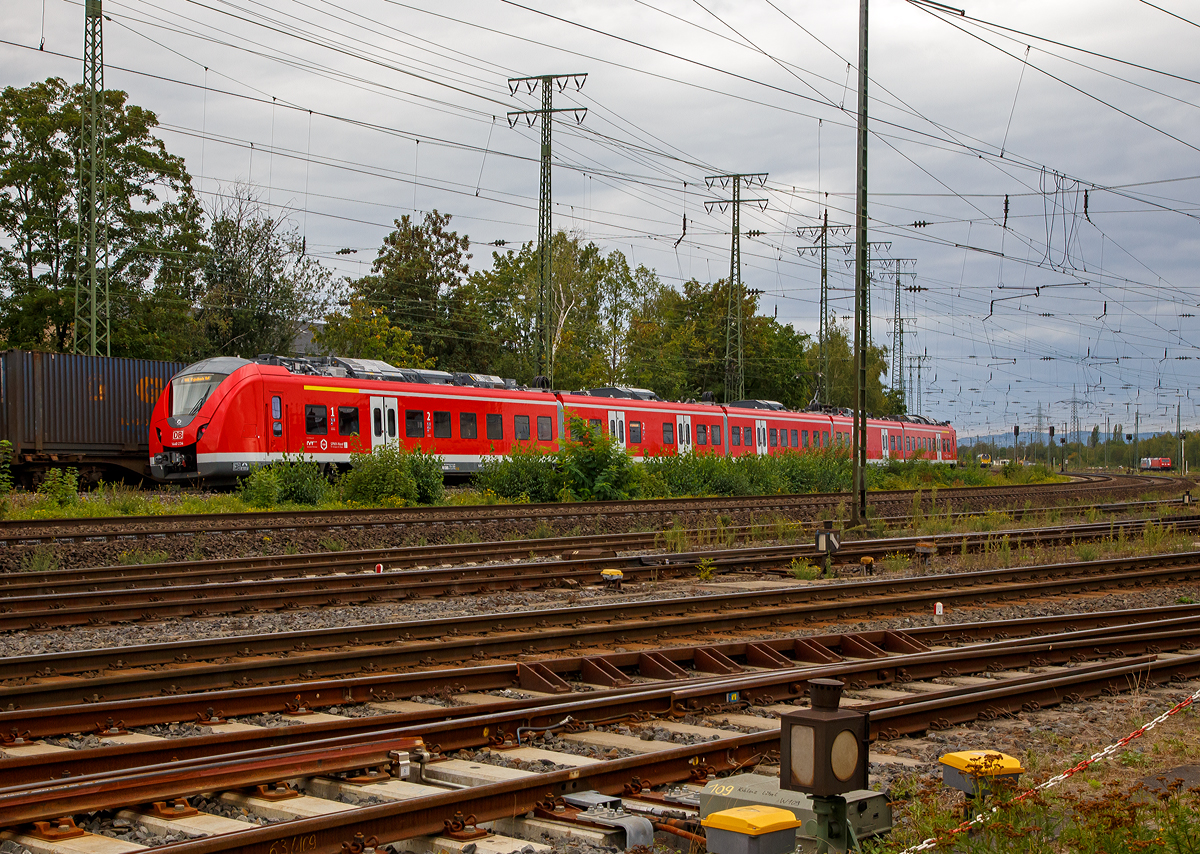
[74,0,109,356]
[852,0,869,526]
[820,210,829,406]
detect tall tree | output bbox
[0,78,203,356]
[314,296,432,368]
[194,187,332,359]
[354,210,472,368]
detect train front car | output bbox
[149,356,256,481]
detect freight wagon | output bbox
[0,350,185,487]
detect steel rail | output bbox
[22,651,1197,854]
[3,608,1198,761]
[4,517,1199,633]
[0,634,1192,823]
[2,511,1192,599]
[4,546,1200,689]
[0,473,1150,546]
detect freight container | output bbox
[0,350,184,486]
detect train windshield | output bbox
[171,373,228,417]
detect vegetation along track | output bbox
[0,472,1170,549]
[1,512,1196,631]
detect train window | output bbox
[610,419,616,436]
[619,420,625,443]
[387,409,396,438]
[769,428,778,447]
[779,429,787,448]
[373,408,383,438]
[271,396,282,419]
[731,426,741,447]
[273,422,283,437]
[460,412,478,439]
[663,422,675,445]
[433,411,451,439]
[338,406,360,436]
[890,435,895,452]
[696,424,708,445]
[305,404,328,435]
[515,414,531,441]
[800,430,807,448]
[823,431,829,448]
[405,410,425,438]
[589,418,602,434]
[486,413,503,440]
[629,421,642,443]
[685,422,691,444]
[711,425,721,445]
[537,415,552,441]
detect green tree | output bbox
[0,78,204,356]
[194,187,332,359]
[353,210,472,368]
[315,296,433,367]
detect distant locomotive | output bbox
[149,354,958,483]
[0,349,184,486]
[1140,457,1173,471]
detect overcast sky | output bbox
[6,0,1200,440]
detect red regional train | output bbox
[1140,457,1173,471]
[149,355,958,482]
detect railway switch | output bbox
[701,805,801,854]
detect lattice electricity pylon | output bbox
[797,215,852,406]
[74,0,110,356]
[840,245,898,342]
[706,173,768,403]
[507,73,588,384]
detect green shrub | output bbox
[20,546,59,573]
[790,557,820,580]
[474,443,562,503]
[118,549,171,566]
[37,468,79,506]
[0,439,13,494]
[239,456,328,507]
[339,445,445,506]
[558,419,639,501]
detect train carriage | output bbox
[149,354,957,482]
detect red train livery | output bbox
[149,355,958,481]
[1140,457,1172,471]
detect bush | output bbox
[37,468,79,506]
[339,445,445,506]
[474,443,562,503]
[558,419,639,501]
[0,439,13,494]
[240,456,328,507]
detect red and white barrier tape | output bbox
[895,685,1200,854]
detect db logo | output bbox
[172,430,184,442]
[320,439,328,451]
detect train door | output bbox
[369,396,399,451]
[880,428,889,461]
[755,419,767,455]
[607,410,626,449]
[267,388,286,457]
[676,413,692,453]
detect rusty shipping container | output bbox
[0,350,185,485]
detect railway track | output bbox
[0,472,1168,547]
[0,511,1195,632]
[3,547,1199,719]
[1,608,1197,854]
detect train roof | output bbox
[244,354,518,390]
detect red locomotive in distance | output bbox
[149,355,958,482]
[1140,457,1173,471]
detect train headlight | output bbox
[197,424,208,442]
